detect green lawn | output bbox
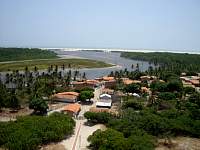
[0,58,113,71]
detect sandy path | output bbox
[60,87,105,150]
[60,119,105,150]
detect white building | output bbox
[96,94,112,108]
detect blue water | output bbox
[54,50,150,79]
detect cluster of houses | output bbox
[49,75,168,117]
[50,90,113,117]
[180,75,200,88]
[71,76,116,89]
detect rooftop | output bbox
[102,76,115,81]
[52,92,79,100]
[63,103,81,113]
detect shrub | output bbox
[158,92,176,101]
[29,98,49,115]
[122,99,143,110]
[84,112,111,124]
[0,113,75,150]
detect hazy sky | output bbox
[0,0,200,51]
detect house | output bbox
[140,76,151,81]
[190,79,200,87]
[71,81,86,89]
[122,78,134,85]
[102,76,116,88]
[71,79,100,89]
[52,92,79,103]
[62,103,81,117]
[182,80,195,88]
[100,93,112,100]
[180,76,200,87]
[96,93,112,108]
[96,100,112,108]
[85,80,100,88]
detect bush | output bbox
[29,98,49,115]
[79,91,94,102]
[158,92,176,101]
[122,99,143,110]
[88,129,127,150]
[88,128,155,150]
[0,113,75,150]
[150,81,168,92]
[84,112,111,124]
[123,83,141,93]
[184,87,195,94]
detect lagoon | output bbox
[54,50,150,79]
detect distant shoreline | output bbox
[41,48,200,55]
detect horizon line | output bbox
[1,46,200,54]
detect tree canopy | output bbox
[79,90,94,102]
[29,97,49,115]
[0,113,75,150]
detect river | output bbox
[53,50,150,79]
[0,50,151,81]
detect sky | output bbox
[0,0,200,51]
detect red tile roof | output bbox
[103,76,115,81]
[52,92,79,100]
[63,103,81,113]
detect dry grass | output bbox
[156,136,200,150]
[40,143,66,150]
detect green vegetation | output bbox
[78,90,94,102]
[0,58,113,71]
[88,128,155,150]
[121,52,200,73]
[123,83,141,93]
[0,113,75,150]
[85,95,200,149]
[84,112,112,124]
[0,47,58,62]
[85,71,200,150]
[0,83,20,111]
[29,97,49,115]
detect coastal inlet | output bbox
[0,50,152,83]
[53,50,151,79]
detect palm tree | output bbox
[136,63,140,71]
[131,64,134,70]
[68,63,71,68]
[82,72,86,80]
[62,64,65,70]
[5,73,10,84]
[55,65,58,73]
[74,70,79,81]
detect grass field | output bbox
[0,58,113,71]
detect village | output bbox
[1,66,200,149]
[40,72,200,149]
[49,73,200,118]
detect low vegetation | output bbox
[121,52,200,73]
[85,70,200,149]
[0,58,113,71]
[0,113,75,150]
[0,47,58,62]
